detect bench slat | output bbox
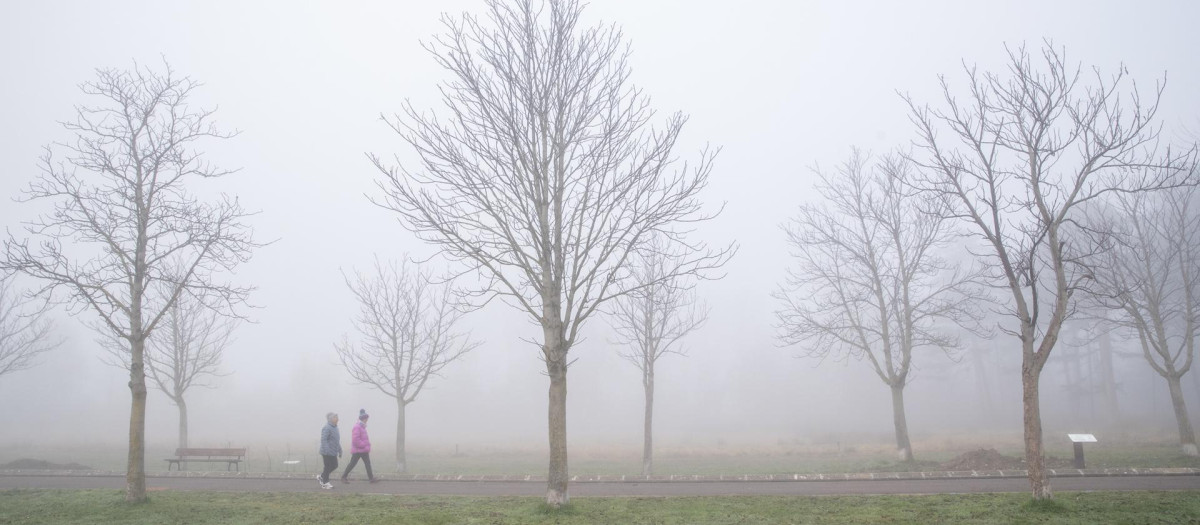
[172,448,246,458]
[165,448,246,472]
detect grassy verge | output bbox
[5,439,1199,476]
[1,489,1197,524]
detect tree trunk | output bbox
[547,330,568,505]
[1192,366,1200,410]
[971,348,993,418]
[1098,331,1120,427]
[890,383,913,462]
[396,398,408,472]
[177,397,188,450]
[642,371,654,476]
[126,337,148,503]
[1021,364,1051,499]
[1166,375,1198,455]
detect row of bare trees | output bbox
[908,43,1196,500]
[4,0,1197,509]
[1087,188,1200,456]
[0,0,727,507]
[776,43,1197,501]
[332,245,709,478]
[366,0,734,507]
[1,63,259,503]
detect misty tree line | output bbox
[0,0,1197,507]
[775,43,1197,501]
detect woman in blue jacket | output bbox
[316,412,342,489]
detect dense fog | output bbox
[1,0,1198,464]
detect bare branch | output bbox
[335,256,478,405]
[0,275,61,378]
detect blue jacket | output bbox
[319,422,342,457]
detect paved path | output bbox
[2,474,1198,497]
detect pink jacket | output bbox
[351,420,371,454]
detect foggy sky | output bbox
[1,1,1198,455]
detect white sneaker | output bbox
[322,482,333,489]
[316,475,324,487]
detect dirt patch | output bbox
[940,449,1075,470]
[940,449,1026,470]
[0,458,94,470]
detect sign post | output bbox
[1068,434,1097,469]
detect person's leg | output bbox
[362,453,374,481]
[320,455,338,483]
[341,453,362,481]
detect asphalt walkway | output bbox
[2,468,1197,496]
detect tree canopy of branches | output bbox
[774,148,980,463]
[369,0,733,506]
[0,275,58,379]
[1,62,258,502]
[607,234,708,475]
[1086,185,1199,455]
[905,42,1195,499]
[335,257,477,473]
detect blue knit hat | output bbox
[359,409,369,420]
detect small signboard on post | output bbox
[1068,434,1097,468]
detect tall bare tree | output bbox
[1087,186,1199,455]
[905,43,1194,499]
[0,275,58,379]
[103,286,237,451]
[1,62,257,502]
[607,235,708,476]
[335,257,477,473]
[774,148,979,463]
[369,0,733,506]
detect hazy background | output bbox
[1,1,1198,461]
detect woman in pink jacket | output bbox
[340,409,378,483]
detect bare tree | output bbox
[335,257,477,473]
[606,234,708,476]
[104,286,237,451]
[1086,186,1199,455]
[0,275,58,379]
[774,148,980,463]
[1,62,258,502]
[905,43,1195,499]
[369,0,733,506]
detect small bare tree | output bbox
[104,286,237,451]
[774,148,980,463]
[1,62,257,502]
[905,43,1195,499]
[607,235,708,476]
[1086,186,1199,455]
[369,0,733,506]
[0,275,58,379]
[335,257,477,473]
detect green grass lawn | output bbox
[5,438,1199,476]
[1,489,1197,524]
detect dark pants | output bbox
[319,455,338,483]
[342,452,374,480]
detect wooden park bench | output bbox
[165,448,247,471]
